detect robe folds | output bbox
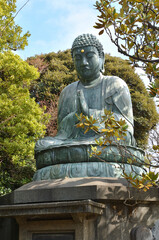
[35,75,135,152]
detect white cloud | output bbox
[42,0,121,56]
[15,0,124,59]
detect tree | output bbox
[0,51,49,195]
[27,50,77,102]
[27,50,78,137]
[0,0,49,195]
[0,0,30,52]
[94,0,159,82]
[92,0,159,190]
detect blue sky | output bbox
[15,0,149,86]
[15,0,123,60]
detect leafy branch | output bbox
[0,0,30,36]
[94,0,159,81]
[76,110,159,191]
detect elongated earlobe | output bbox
[100,53,105,73]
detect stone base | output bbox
[0,177,159,240]
[33,162,143,181]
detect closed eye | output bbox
[74,54,81,60]
[86,52,95,58]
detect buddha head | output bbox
[71,34,105,83]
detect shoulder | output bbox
[60,81,79,95]
[102,75,130,99]
[103,75,128,89]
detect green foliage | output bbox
[148,82,159,98]
[77,110,128,158]
[76,110,159,192]
[0,0,49,195]
[94,0,159,81]
[123,171,159,192]
[39,98,59,137]
[76,110,128,144]
[94,0,159,190]
[0,51,49,195]
[27,50,77,136]
[27,50,77,102]
[0,0,30,52]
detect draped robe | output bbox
[35,75,135,152]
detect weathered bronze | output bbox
[34,34,144,180]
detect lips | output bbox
[81,67,90,71]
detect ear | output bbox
[99,52,105,73]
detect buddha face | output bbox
[73,46,104,84]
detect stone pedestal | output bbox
[0,177,159,240]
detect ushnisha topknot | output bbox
[71,33,104,58]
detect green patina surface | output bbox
[34,34,144,180]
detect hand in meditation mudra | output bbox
[34,34,144,181]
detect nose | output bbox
[81,56,88,66]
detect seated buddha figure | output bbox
[34,34,144,179]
